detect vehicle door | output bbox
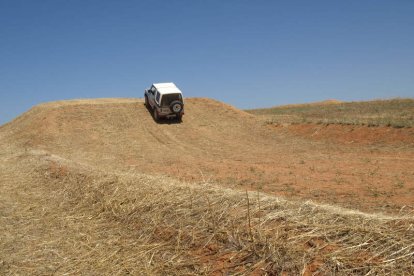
[155,90,161,107]
[148,86,156,106]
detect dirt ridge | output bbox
[1,97,413,214]
[1,97,414,274]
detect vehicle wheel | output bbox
[153,108,159,122]
[176,114,182,122]
[145,96,149,108]
[170,101,183,114]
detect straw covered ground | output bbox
[1,146,414,275]
[1,98,413,274]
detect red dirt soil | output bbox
[1,98,413,214]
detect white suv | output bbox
[144,83,184,121]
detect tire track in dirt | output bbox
[1,97,413,214]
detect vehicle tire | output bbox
[153,108,159,122]
[170,101,183,114]
[145,96,149,108]
[176,114,182,122]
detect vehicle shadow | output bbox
[144,103,182,124]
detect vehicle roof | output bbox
[153,82,182,94]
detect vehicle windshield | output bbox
[161,93,182,106]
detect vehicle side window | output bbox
[155,91,160,103]
[150,87,156,94]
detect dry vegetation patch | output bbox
[1,97,413,214]
[1,97,414,274]
[1,149,414,275]
[247,98,414,128]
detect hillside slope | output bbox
[1,98,414,274]
[1,98,413,212]
[0,98,267,176]
[247,98,414,128]
[2,139,413,275]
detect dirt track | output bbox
[1,97,413,213]
[1,98,414,274]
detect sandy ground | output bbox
[2,98,413,214]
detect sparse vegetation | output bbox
[1,149,413,274]
[1,98,414,274]
[246,98,414,128]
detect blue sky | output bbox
[1,0,413,124]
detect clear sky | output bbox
[1,0,413,124]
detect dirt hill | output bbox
[1,97,413,212]
[1,98,414,274]
[0,98,267,176]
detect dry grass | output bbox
[3,97,412,215]
[246,98,414,128]
[1,147,413,275]
[1,98,414,274]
